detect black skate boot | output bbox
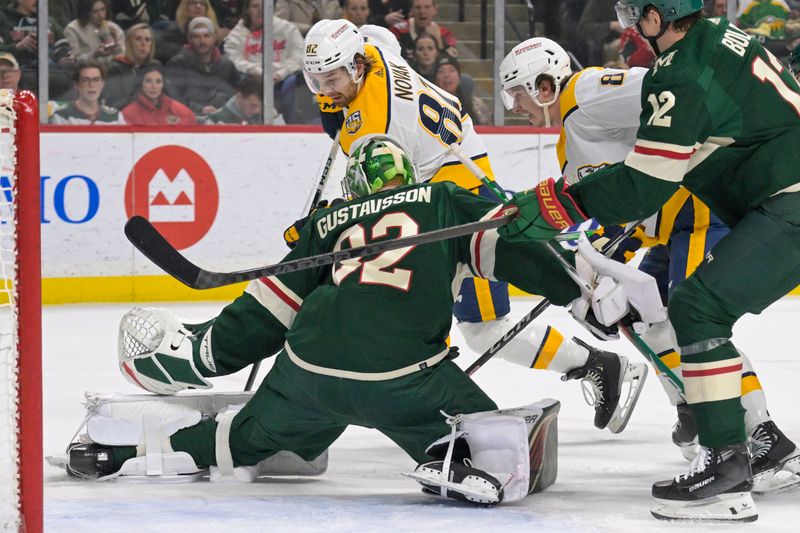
[66,442,135,479]
[563,337,647,433]
[651,443,757,522]
[749,420,800,494]
[672,403,699,461]
[407,460,504,506]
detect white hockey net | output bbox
[0,89,41,532]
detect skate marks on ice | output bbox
[42,300,800,532]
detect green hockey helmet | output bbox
[343,135,416,198]
[615,0,704,29]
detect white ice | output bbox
[43,297,800,532]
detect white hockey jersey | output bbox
[557,67,647,185]
[319,44,495,191]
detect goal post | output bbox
[0,90,42,532]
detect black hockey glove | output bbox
[588,225,643,264]
[320,110,344,140]
[283,198,345,248]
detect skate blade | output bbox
[651,492,758,523]
[753,452,800,495]
[606,360,648,434]
[403,471,501,505]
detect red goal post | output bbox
[0,90,42,532]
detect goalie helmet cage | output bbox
[0,90,42,532]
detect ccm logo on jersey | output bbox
[345,111,363,134]
[537,179,574,229]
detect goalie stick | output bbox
[244,131,341,391]
[125,208,519,290]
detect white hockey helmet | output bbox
[303,19,366,93]
[359,24,402,57]
[499,37,572,110]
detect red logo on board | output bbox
[125,145,219,250]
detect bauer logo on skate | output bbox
[124,145,219,250]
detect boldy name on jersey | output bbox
[721,24,751,57]
[316,186,432,238]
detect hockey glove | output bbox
[589,224,644,263]
[498,177,587,243]
[283,198,345,248]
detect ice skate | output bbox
[651,443,757,523]
[749,421,800,494]
[407,460,504,506]
[64,441,131,479]
[672,403,699,461]
[563,337,648,433]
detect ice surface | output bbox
[43,298,800,532]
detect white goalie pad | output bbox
[414,399,560,503]
[575,236,667,330]
[54,392,329,482]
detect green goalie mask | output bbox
[343,136,417,198]
[615,0,704,29]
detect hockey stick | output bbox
[125,208,518,290]
[446,143,642,376]
[245,131,341,392]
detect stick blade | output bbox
[124,216,202,288]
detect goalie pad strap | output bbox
[214,408,237,477]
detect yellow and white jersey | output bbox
[557,67,647,185]
[328,44,495,191]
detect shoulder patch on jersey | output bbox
[345,110,363,134]
[652,50,678,75]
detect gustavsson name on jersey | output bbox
[316,186,432,238]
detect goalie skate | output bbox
[564,337,648,433]
[651,444,757,523]
[405,461,503,506]
[749,421,800,495]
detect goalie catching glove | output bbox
[499,177,587,242]
[569,235,667,340]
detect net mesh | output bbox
[0,89,21,530]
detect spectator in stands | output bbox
[410,32,438,81]
[166,16,238,116]
[104,23,160,109]
[0,0,63,90]
[738,0,791,40]
[224,0,305,121]
[343,0,371,28]
[64,0,126,66]
[710,0,728,17]
[50,38,79,100]
[619,26,655,68]
[577,0,621,66]
[204,75,284,124]
[275,1,342,36]
[211,0,241,39]
[433,54,490,126]
[155,0,220,64]
[391,0,456,62]
[0,53,21,90]
[122,65,196,124]
[50,0,79,30]
[111,0,151,30]
[368,0,409,28]
[51,60,125,124]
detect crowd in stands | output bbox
[1,1,797,125]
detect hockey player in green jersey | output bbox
[495,0,800,522]
[65,136,663,505]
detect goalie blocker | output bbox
[405,399,560,505]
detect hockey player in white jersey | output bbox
[301,19,648,435]
[499,36,800,495]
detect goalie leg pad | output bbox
[408,399,560,504]
[118,307,213,395]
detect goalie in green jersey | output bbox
[62,135,665,506]
[496,0,800,523]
